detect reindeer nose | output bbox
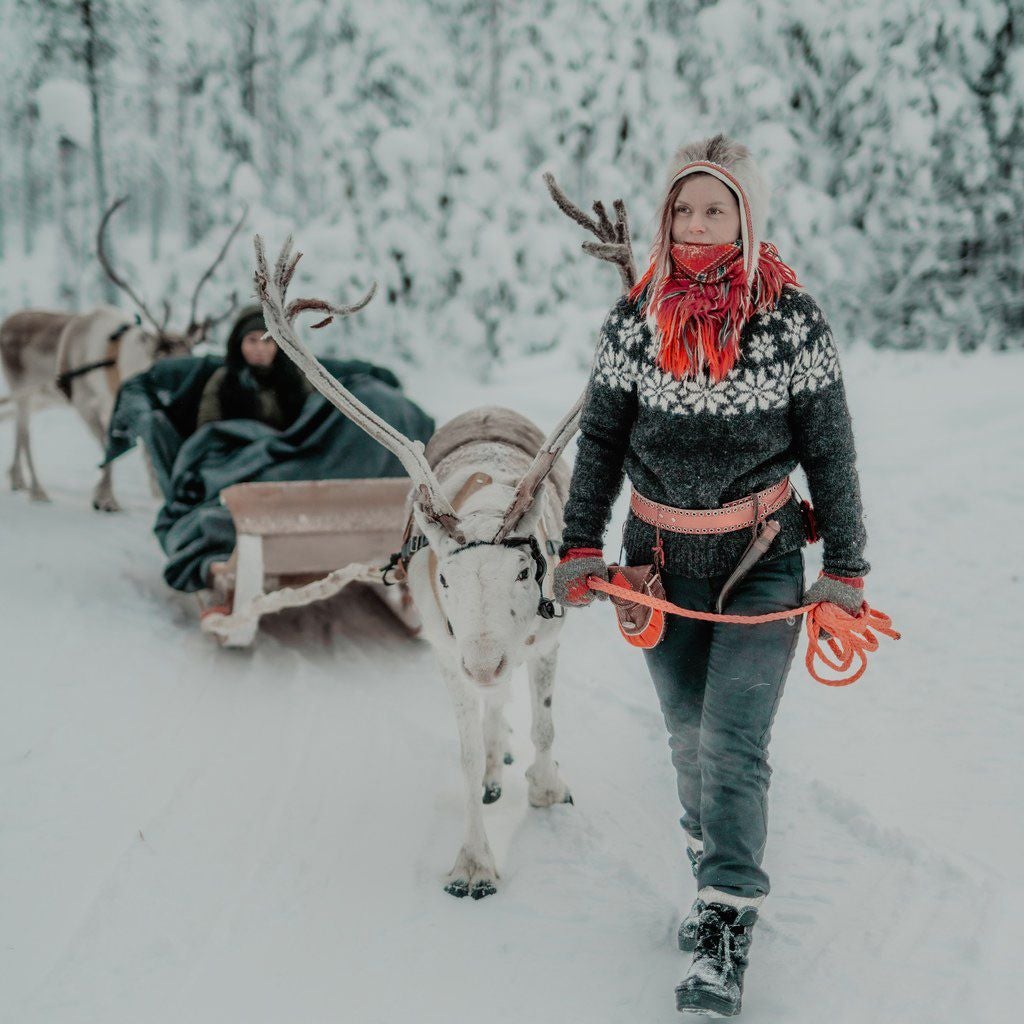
[461,654,507,686]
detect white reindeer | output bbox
[254,236,586,899]
[0,198,244,510]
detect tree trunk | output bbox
[237,0,258,164]
[176,78,202,246]
[0,113,6,261]
[147,41,162,262]
[78,0,116,302]
[21,104,38,257]
[241,5,257,118]
[57,135,79,308]
[487,0,501,129]
[262,8,282,184]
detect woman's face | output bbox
[670,175,741,245]
[240,330,277,368]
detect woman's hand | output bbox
[803,572,865,616]
[554,548,610,607]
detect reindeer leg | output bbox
[15,399,49,502]
[141,445,163,500]
[439,660,498,900]
[90,461,122,512]
[526,647,573,808]
[9,398,27,491]
[482,697,512,804]
[81,406,122,512]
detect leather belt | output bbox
[630,478,792,536]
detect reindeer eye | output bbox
[517,567,530,582]
[439,573,448,588]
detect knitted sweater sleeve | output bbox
[787,294,870,578]
[559,299,640,556]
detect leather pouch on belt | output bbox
[606,563,667,649]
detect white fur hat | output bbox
[665,134,770,283]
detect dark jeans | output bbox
[639,548,805,898]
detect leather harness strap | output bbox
[55,322,131,400]
[104,336,122,395]
[626,477,798,615]
[427,472,495,610]
[629,477,792,536]
[385,469,561,622]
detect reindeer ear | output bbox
[411,498,459,554]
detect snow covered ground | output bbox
[1,347,1021,1023]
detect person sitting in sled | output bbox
[196,305,310,431]
[553,134,869,1018]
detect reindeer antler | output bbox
[488,175,642,541]
[203,290,240,333]
[543,172,636,293]
[187,206,249,344]
[493,174,644,540]
[97,197,169,336]
[492,392,585,543]
[253,235,465,541]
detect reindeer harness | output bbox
[383,467,563,621]
[55,317,140,400]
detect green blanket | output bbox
[104,356,434,592]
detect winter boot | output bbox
[685,833,704,879]
[676,899,759,1017]
[677,834,706,952]
[677,897,706,952]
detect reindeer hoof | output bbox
[482,783,502,804]
[471,880,498,900]
[92,498,122,513]
[503,752,514,765]
[444,879,470,898]
[528,782,574,808]
[445,848,498,900]
[30,489,51,503]
[526,764,573,808]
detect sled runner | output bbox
[199,476,420,647]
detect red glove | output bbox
[553,548,609,607]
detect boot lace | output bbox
[694,905,748,975]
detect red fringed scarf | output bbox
[629,240,801,382]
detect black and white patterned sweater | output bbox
[559,285,870,579]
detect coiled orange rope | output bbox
[587,575,900,686]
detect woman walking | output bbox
[553,135,869,1017]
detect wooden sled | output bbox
[199,477,420,647]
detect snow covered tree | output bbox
[0,0,1020,358]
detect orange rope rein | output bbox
[587,576,900,687]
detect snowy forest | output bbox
[1,0,1022,370]
[3,4,1024,1022]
